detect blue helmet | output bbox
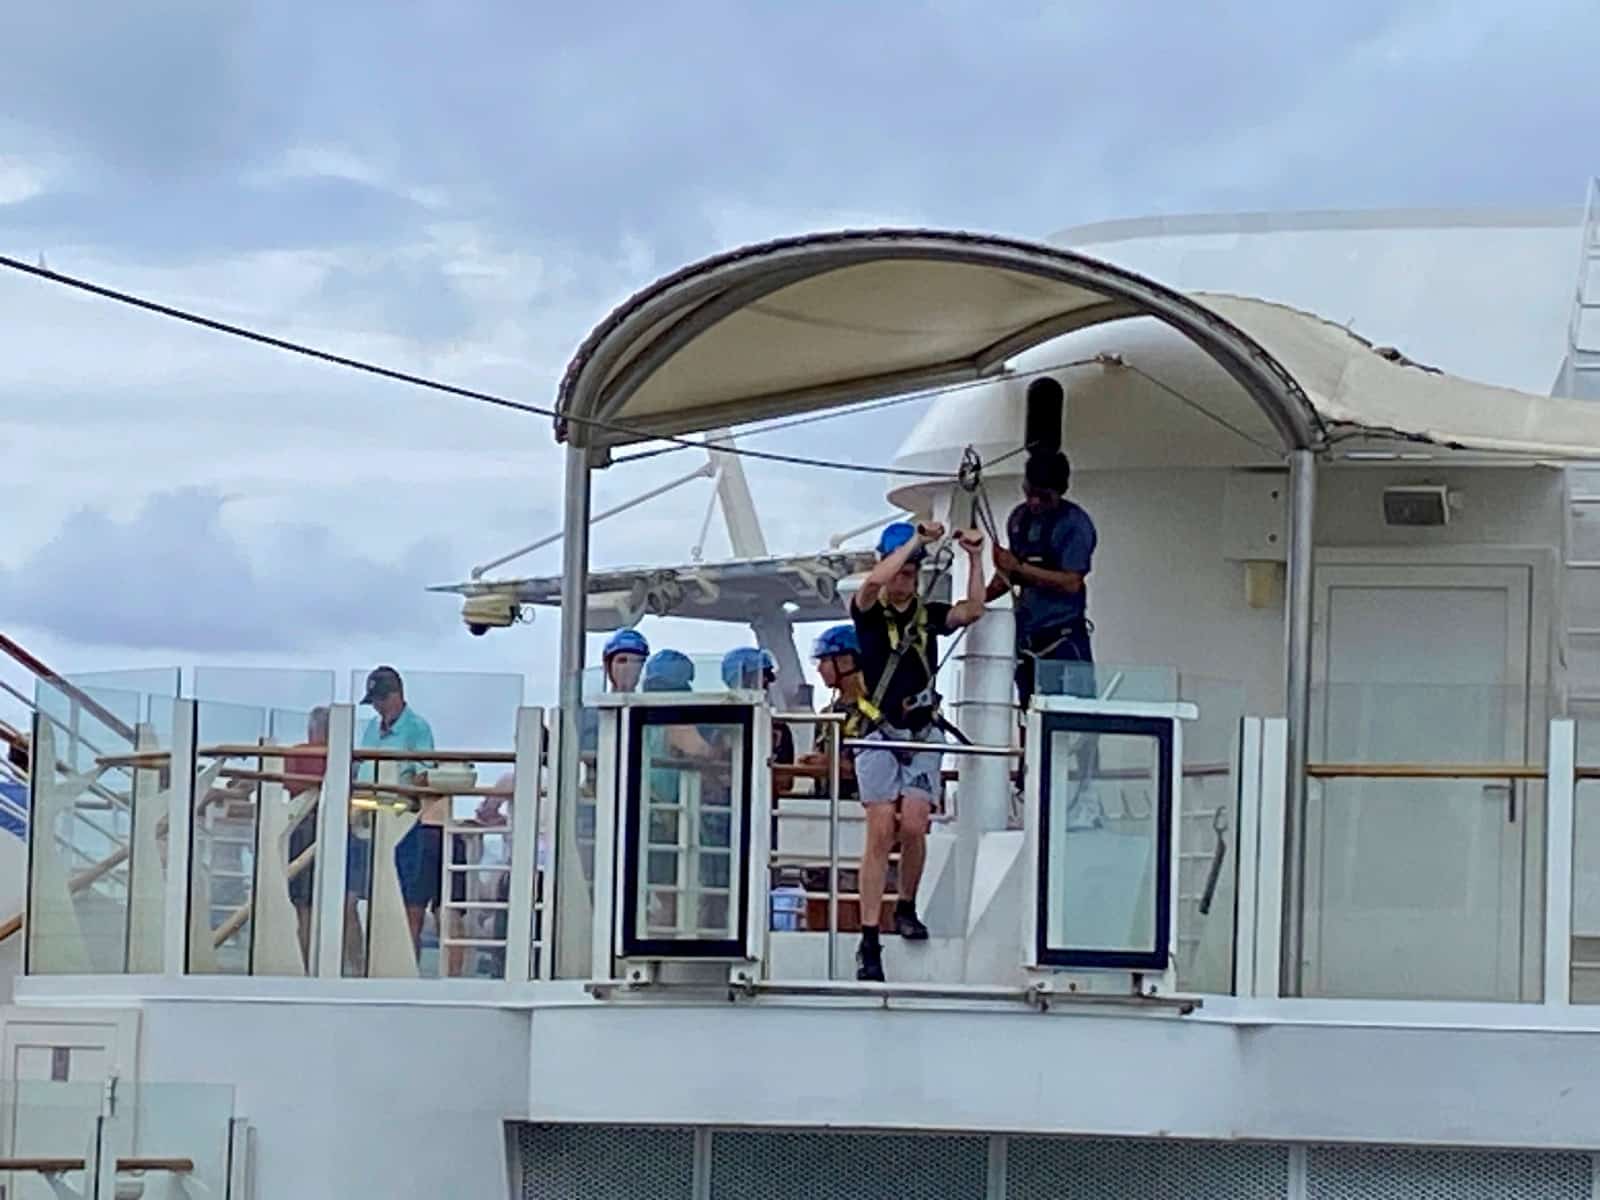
[876,521,920,559]
[641,649,695,692]
[603,628,649,661]
[811,624,859,660]
[721,646,776,689]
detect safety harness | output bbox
[854,540,972,748]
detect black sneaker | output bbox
[895,908,929,941]
[856,940,885,982]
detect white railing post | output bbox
[1546,718,1577,1006]
[314,704,355,979]
[162,700,197,976]
[1233,718,1264,997]
[540,711,561,981]
[591,708,621,982]
[1253,718,1288,999]
[504,706,543,982]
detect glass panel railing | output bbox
[185,701,329,977]
[1042,724,1164,960]
[344,670,523,979]
[64,668,181,703]
[0,1080,104,1200]
[103,1082,235,1199]
[623,708,750,955]
[1035,661,1180,704]
[1175,675,1245,995]
[556,706,602,980]
[1573,778,1600,1003]
[269,705,326,976]
[191,664,336,713]
[25,684,143,974]
[1303,683,1545,1002]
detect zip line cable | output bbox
[0,252,959,481]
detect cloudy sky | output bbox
[2,0,1597,727]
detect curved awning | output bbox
[555,229,1324,455]
[1197,293,1600,459]
[554,228,1600,463]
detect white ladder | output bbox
[1560,182,1600,705]
[1558,177,1600,398]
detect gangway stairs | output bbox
[0,634,143,955]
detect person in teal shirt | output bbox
[354,666,438,954]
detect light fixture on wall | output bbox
[1382,484,1455,527]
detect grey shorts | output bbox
[855,723,944,806]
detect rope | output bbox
[0,253,956,482]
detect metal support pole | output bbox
[827,722,841,981]
[469,461,714,579]
[163,700,197,976]
[1280,448,1316,997]
[553,443,593,968]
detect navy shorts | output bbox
[395,824,443,910]
[286,816,373,905]
[288,815,316,906]
[308,823,464,910]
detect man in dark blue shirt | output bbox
[989,450,1098,708]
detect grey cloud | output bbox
[0,0,1591,400]
[0,487,455,652]
[317,255,478,345]
[0,3,279,179]
[2,176,433,260]
[14,0,1597,277]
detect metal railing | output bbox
[769,710,1022,979]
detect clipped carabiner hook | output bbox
[957,445,983,493]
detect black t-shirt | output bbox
[851,597,952,730]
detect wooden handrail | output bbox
[0,631,138,742]
[0,1156,87,1173]
[1307,763,1547,780]
[356,747,515,764]
[118,1157,194,1173]
[98,744,518,768]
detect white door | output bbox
[1305,563,1531,1001]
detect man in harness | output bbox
[989,449,1098,708]
[849,520,989,982]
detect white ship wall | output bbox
[522,1000,1600,1149]
[925,451,1567,723]
[127,998,529,1199]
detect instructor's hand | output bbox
[992,546,1019,575]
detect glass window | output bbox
[1037,713,1172,971]
[623,707,751,957]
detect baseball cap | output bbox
[361,665,403,704]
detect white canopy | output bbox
[1199,293,1600,459]
[553,229,1600,462]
